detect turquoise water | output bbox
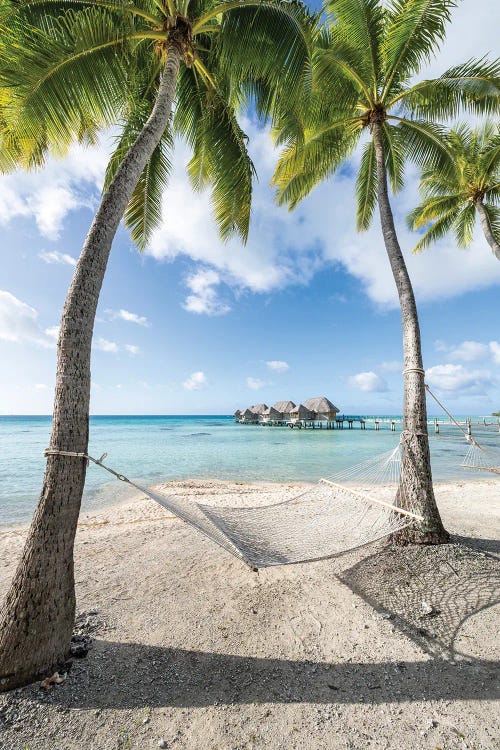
[1,414,499,526]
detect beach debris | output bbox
[420,601,441,618]
[40,672,66,690]
[70,635,92,658]
[158,740,168,748]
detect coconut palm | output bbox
[0,0,313,690]
[272,0,500,541]
[408,121,500,260]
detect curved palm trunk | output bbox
[372,121,448,545]
[0,46,181,692]
[475,200,500,260]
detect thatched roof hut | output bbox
[251,403,268,415]
[233,409,241,418]
[273,400,296,414]
[262,406,282,421]
[290,403,314,420]
[240,407,257,421]
[303,396,339,418]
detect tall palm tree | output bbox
[408,121,500,260]
[272,0,500,541]
[0,0,313,690]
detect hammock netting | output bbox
[134,444,417,569]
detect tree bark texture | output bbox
[475,199,500,260]
[371,121,448,544]
[0,45,181,692]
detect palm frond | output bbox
[325,0,384,97]
[382,122,404,193]
[453,201,476,248]
[356,138,377,230]
[390,117,451,172]
[382,0,456,97]
[398,58,500,119]
[0,7,134,146]
[411,207,457,253]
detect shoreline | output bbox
[2,475,499,535]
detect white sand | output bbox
[0,478,499,749]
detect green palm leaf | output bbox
[356,138,377,230]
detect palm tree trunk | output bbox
[475,200,500,260]
[371,121,448,545]
[0,45,181,692]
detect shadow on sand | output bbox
[46,537,499,710]
[339,535,500,660]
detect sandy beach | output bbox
[0,478,499,749]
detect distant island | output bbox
[493,411,500,417]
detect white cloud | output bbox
[183,371,207,391]
[246,377,270,390]
[448,341,490,362]
[433,339,500,365]
[125,344,140,355]
[426,364,494,397]
[35,383,47,391]
[0,290,56,348]
[489,341,500,365]
[94,337,118,353]
[349,371,389,393]
[379,360,402,373]
[39,250,77,267]
[182,269,230,316]
[45,326,59,342]
[266,360,289,373]
[0,139,109,240]
[106,308,150,326]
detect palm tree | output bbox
[0,0,313,690]
[272,0,500,542]
[408,121,500,260]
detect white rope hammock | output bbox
[42,382,498,570]
[45,443,419,570]
[424,384,500,475]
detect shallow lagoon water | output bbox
[1,414,498,525]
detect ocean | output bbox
[1,414,499,526]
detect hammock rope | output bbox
[44,443,420,570]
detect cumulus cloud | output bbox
[434,339,500,365]
[266,360,289,373]
[246,377,270,390]
[125,344,140,355]
[94,337,118,353]
[106,308,150,326]
[426,364,494,397]
[488,341,500,365]
[0,290,57,348]
[39,250,77,267]
[349,371,389,393]
[0,139,110,240]
[183,371,207,391]
[182,269,230,316]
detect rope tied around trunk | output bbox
[44,449,129,483]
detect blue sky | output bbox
[1,0,499,416]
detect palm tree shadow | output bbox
[338,536,500,660]
[51,642,498,710]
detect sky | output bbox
[0,0,499,416]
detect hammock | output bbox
[425,384,500,476]
[46,443,421,570]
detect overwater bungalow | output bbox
[240,407,258,423]
[251,403,268,418]
[261,406,282,424]
[233,409,241,421]
[303,396,339,425]
[273,400,296,422]
[289,403,315,427]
